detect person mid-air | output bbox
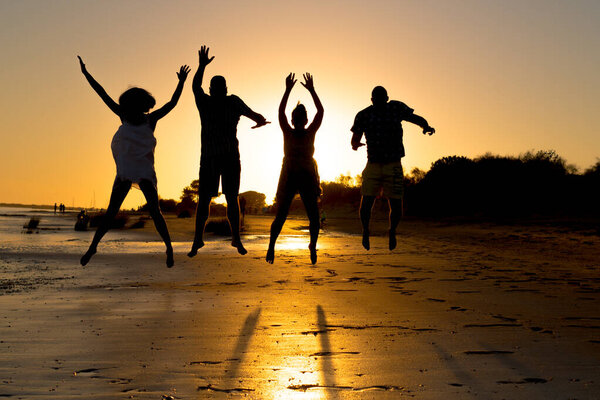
[267,73,324,265]
[78,56,190,268]
[188,45,269,258]
[351,85,435,251]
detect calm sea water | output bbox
[0,206,300,255]
[0,206,177,254]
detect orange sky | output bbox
[1,0,599,208]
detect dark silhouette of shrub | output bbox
[239,191,266,214]
[205,218,231,235]
[403,150,596,218]
[89,213,128,229]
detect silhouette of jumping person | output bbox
[78,56,190,267]
[351,86,435,250]
[266,73,324,265]
[188,46,269,257]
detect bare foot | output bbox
[266,247,275,264]
[389,230,397,250]
[166,248,174,268]
[232,239,247,255]
[187,240,204,258]
[362,231,370,250]
[80,248,96,266]
[309,243,317,265]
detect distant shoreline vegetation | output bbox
[5,150,599,219]
[147,149,600,219]
[402,150,600,218]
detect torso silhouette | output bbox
[352,100,414,163]
[195,91,251,158]
[277,124,320,198]
[283,127,315,161]
[111,114,157,185]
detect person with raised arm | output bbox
[351,86,435,251]
[188,45,269,257]
[78,56,190,268]
[266,73,324,265]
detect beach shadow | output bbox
[430,342,480,395]
[225,307,261,381]
[317,305,340,400]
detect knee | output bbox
[226,195,239,208]
[148,205,163,219]
[360,197,375,211]
[307,209,320,224]
[389,199,403,212]
[273,213,287,226]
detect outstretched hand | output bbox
[423,126,435,136]
[285,73,296,91]
[77,55,87,73]
[352,142,366,151]
[301,73,314,91]
[177,65,191,82]
[199,45,214,67]
[251,119,271,129]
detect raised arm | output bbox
[404,113,435,135]
[78,56,120,116]
[278,73,296,132]
[150,65,190,122]
[302,73,323,133]
[192,45,213,97]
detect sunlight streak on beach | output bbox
[265,357,325,400]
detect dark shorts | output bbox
[199,153,241,197]
[276,157,322,201]
[361,161,404,199]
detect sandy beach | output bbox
[1,208,600,399]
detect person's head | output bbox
[371,86,389,107]
[291,103,308,128]
[119,87,156,115]
[210,75,228,97]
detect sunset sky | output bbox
[1,0,599,209]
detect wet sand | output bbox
[1,213,600,399]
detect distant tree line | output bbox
[141,150,600,219]
[406,150,600,218]
[139,179,267,218]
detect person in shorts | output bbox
[351,86,435,250]
[188,45,269,257]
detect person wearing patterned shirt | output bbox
[351,86,435,251]
[188,45,269,257]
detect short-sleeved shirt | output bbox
[351,100,414,163]
[195,89,252,158]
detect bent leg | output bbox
[81,178,131,265]
[359,196,376,250]
[189,194,211,257]
[266,192,295,264]
[301,193,320,265]
[225,193,246,255]
[139,180,174,267]
[388,198,403,250]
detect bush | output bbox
[88,213,129,229]
[403,150,599,218]
[205,218,231,235]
